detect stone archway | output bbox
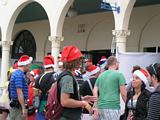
[0,0,52,83]
[139,13,160,51]
[12,2,50,60]
[5,0,51,44]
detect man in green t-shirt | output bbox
[93,56,127,120]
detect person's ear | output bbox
[152,74,157,81]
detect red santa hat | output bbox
[98,56,107,69]
[18,55,33,66]
[61,46,82,62]
[43,55,54,69]
[30,69,41,79]
[133,69,149,85]
[86,65,100,76]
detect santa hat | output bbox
[43,55,54,69]
[30,69,41,79]
[98,56,107,69]
[86,65,100,76]
[18,55,33,66]
[61,46,82,62]
[133,69,149,85]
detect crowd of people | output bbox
[0,45,160,120]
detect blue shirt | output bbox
[10,69,28,100]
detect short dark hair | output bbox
[146,63,160,82]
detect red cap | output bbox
[86,65,100,76]
[30,69,41,79]
[133,69,149,85]
[18,55,33,66]
[61,46,82,62]
[43,55,54,68]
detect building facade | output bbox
[1,0,160,84]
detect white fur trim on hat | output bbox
[34,74,39,79]
[30,71,34,76]
[100,61,107,69]
[44,64,54,69]
[100,58,107,61]
[86,67,100,76]
[18,57,33,66]
[133,70,148,84]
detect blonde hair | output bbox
[107,56,118,67]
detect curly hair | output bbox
[63,57,82,71]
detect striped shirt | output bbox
[10,69,28,100]
[146,85,160,120]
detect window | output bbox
[143,47,160,53]
[12,30,36,59]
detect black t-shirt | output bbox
[80,77,97,96]
[80,77,97,114]
[34,71,55,94]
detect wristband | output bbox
[81,100,86,109]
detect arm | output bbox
[60,93,83,108]
[33,88,41,96]
[17,88,25,109]
[146,94,160,120]
[17,88,27,118]
[120,85,127,102]
[93,86,98,108]
[119,73,127,102]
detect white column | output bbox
[112,30,130,52]
[48,36,64,71]
[0,40,13,85]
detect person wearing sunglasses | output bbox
[146,63,160,120]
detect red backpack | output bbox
[45,71,72,120]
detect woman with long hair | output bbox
[123,68,150,120]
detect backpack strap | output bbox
[39,71,54,85]
[56,71,74,101]
[87,79,93,94]
[38,74,45,85]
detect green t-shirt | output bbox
[95,70,126,109]
[39,100,47,112]
[60,75,74,94]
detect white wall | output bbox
[12,4,160,61]
[62,12,114,51]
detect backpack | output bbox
[33,71,55,110]
[45,71,72,120]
